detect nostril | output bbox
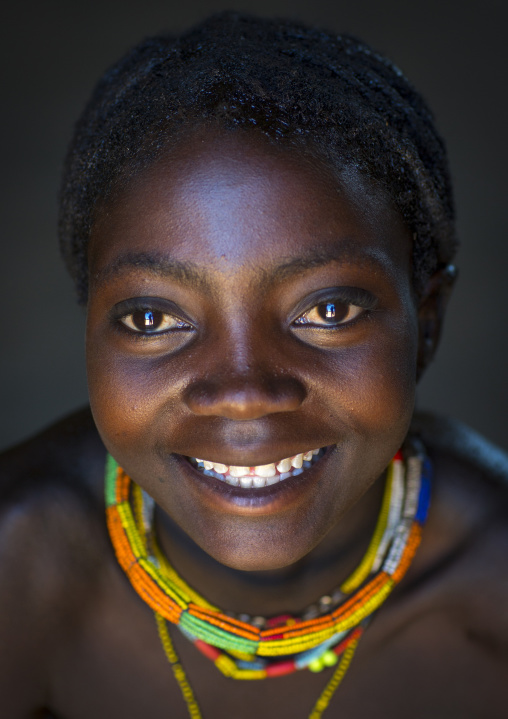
[183,377,306,420]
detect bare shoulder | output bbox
[0,408,108,715]
[412,410,508,538]
[0,408,107,557]
[409,412,508,652]
[0,407,109,604]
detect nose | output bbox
[183,372,306,420]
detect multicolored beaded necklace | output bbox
[105,440,431,718]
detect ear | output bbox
[416,264,457,380]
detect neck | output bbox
[155,471,386,618]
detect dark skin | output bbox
[0,128,507,718]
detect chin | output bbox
[177,507,331,572]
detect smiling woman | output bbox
[1,11,507,719]
[86,128,418,574]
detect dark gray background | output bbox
[1,0,506,452]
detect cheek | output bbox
[360,332,417,418]
[86,333,181,454]
[316,318,418,442]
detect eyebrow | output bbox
[257,241,389,293]
[92,252,211,291]
[92,242,387,291]
[271,244,384,281]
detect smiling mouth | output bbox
[187,448,325,488]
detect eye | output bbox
[119,309,191,334]
[294,299,365,328]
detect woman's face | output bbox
[87,129,419,571]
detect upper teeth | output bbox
[191,449,322,488]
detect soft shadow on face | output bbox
[86,127,419,571]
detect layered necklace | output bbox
[105,440,431,718]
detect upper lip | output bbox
[163,421,334,467]
[182,447,326,467]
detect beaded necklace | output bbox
[105,441,431,718]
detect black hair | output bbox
[59,11,457,304]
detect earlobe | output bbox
[416,264,457,380]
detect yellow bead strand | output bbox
[155,612,203,719]
[308,636,360,719]
[131,483,148,552]
[153,541,219,611]
[339,462,394,594]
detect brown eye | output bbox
[295,300,364,328]
[316,301,349,324]
[132,310,163,331]
[120,309,188,334]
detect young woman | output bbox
[1,12,507,718]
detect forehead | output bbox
[89,129,412,283]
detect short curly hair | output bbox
[59,11,457,303]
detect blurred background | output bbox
[1,0,506,452]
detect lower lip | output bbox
[171,447,334,515]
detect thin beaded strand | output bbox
[308,634,362,719]
[155,613,203,719]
